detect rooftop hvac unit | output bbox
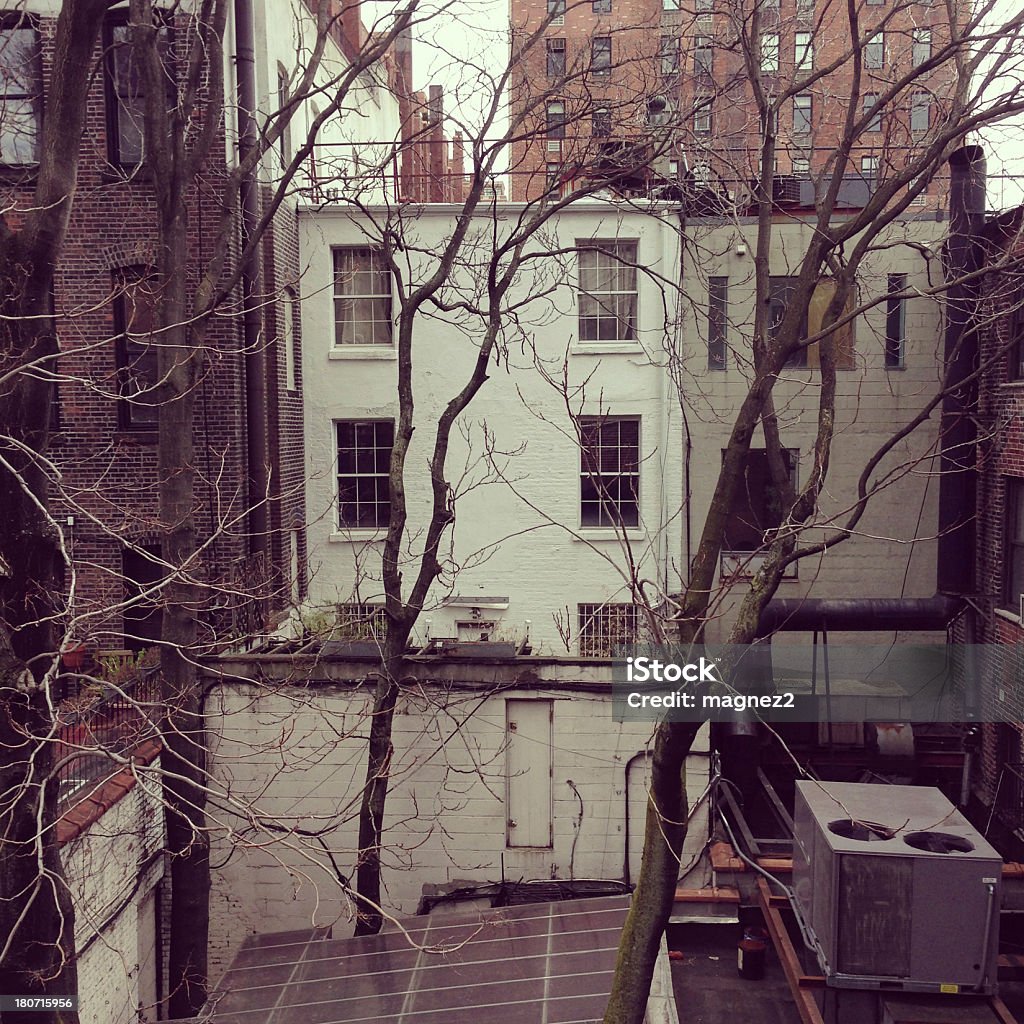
[793,781,1001,994]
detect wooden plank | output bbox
[756,877,826,1024]
[709,841,745,872]
[991,996,1020,1024]
[672,886,741,903]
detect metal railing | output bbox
[54,669,161,807]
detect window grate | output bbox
[578,603,639,657]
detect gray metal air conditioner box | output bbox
[792,781,1001,994]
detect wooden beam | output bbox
[672,886,741,903]
[756,877,826,1024]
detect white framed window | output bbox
[912,28,931,66]
[547,0,566,21]
[861,154,879,178]
[793,93,812,134]
[579,416,640,527]
[865,33,884,68]
[694,95,712,133]
[591,35,611,75]
[336,420,393,529]
[910,91,930,132]
[333,249,392,346]
[661,34,681,75]
[863,92,881,132]
[795,31,813,70]
[760,32,779,73]
[693,35,712,75]
[577,240,638,341]
[546,100,566,152]
[546,37,566,78]
[335,602,387,641]
[578,603,639,657]
[792,156,810,174]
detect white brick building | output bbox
[298,201,946,650]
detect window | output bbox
[863,93,881,132]
[282,286,297,390]
[723,448,798,554]
[122,543,163,652]
[795,32,813,71]
[578,241,638,342]
[0,16,41,165]
[547,0,566,21]
[335,602,387,641]
[105,16,173,166]
[865,33,884,69]
[333,248,392,345]
[113,269,160,429]
[661,35,681,76]
[796,0,815,16]
[708,276,728,369]
[912,28,931,66]
[578,603,639,656]
[693,36,712,75]
[910,91,930,132]
[694,95,712,134]
[792,156,810,174]
[579,416,640,527]
[770,276,855,369]
[336,420,393,529]
[885,273,906,369]
[546,38,566,78]
[591,36,611,75]
[1006,479,1024,611]
[546,161,562,192]
[663,0,681,10]
[793,93,812,134]
[861,154,879,179]
[593,0,612,12]
[760,32,779,73]
[546,100,566,146]
[592,106,611,137]
[696,0,713,10]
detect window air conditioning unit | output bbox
[793,781,1001,995]
[773,174,802,205]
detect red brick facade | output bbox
[2,13,305,647]
[509,0,959,202]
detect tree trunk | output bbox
[353,633,409,935]
[603,721,699,1024]
[156,203,210,1018]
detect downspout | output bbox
[234,0,270,558]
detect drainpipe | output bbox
[234,0,270,557]
[937,145,985,596]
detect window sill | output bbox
[885,364,907,372]
[115,430,158,444]
[572,528,645,542]
[572,343,644,355]
[329,530,386,543]
[995,608,1023,626]
[329,347,396,361]
[999,380,1024,389]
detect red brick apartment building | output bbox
[0,2,407,653]
[509,0,960,204]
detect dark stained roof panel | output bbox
[171,895,632,1024]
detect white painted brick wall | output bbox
[206,685,710,981]
[299,205,943,650]
[64,760,165,1024]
